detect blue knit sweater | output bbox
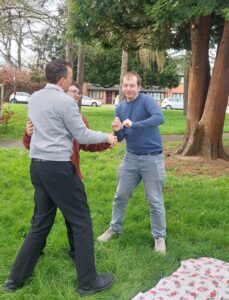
[115,93,164,155]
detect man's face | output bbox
[122,75,140,101]
[62,66,73,92]
[67,85,81,103]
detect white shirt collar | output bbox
[45,83,64,92]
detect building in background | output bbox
[166,75,184,100]
[82,83,119,104]
[82,75,184,105]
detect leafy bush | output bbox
[0,106,15,132]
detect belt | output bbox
[137,151,162,156]
[32,158,49,162]
[32,158,70,163]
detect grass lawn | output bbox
[0,145,228,300]
[1,103,229,142]
[0,104,229,299]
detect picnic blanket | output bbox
[132,257,229,300]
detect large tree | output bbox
[177,17,229,159]
[148,1,229,159]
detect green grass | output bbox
[0,143,229,299]
[1,104,229,143]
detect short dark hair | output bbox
[45,59,71,84]
[122,71,142,86]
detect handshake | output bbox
[112,117,132,131]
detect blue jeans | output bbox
[110,151,166,238]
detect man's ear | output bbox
[57,77,65,88]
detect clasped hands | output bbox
[112,117,132,131]
[107,117,132,148]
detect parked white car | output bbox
[10,92,31,104]
[161,97,184,110]
[81,96,102,107]
[114,95,120,106]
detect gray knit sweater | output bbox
[28,84,108,161]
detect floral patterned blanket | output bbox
[132,257,229,300]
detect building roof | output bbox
[87,83,166,93]
[87,83,119,91]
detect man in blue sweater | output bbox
[97,71,166,254]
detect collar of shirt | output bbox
[45,83,64,92]
[126,93,140,103]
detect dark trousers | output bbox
[31,201,75,254]
[8,160,97,287]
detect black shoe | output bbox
[3,279,24,292]
[78,273,114,296]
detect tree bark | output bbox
[177,15,211,155]
[76,44,85,110]
[119,49,128,101]
[76,44,85,87]
[199,20,229,159]
[65,40,74,67]
[177,18,229,160]
[17,25,22,69]
[183,50,191,115]
[65,0,74,68]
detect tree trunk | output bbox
[177,15,211,155]
[17,29,22,69]
[199,20,229,159]
[65,0,74,68]
[76,44,85,110]
[119,49,128,100]
[3,33,13,66]
[65,40,74,67]
[183,50,191,115]
[76,44,85,87]
[178,19,229,160]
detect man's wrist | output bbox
[114,130,122,135]
[131,122,138,129]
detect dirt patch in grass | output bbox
[164,145,229,177]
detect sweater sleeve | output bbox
[114,105,125,142]
[22,131,31,149]
[80,115,110,152]
[61,98,109,144]
[131,97,164,129]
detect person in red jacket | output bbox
[23,83,110,180]
[22,82,110,259]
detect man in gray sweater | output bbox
[4,59,116,296]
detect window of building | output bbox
[180,76,184,84]
[172,93,184,100]
[146,92,165,100]
[88,90,103,99]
